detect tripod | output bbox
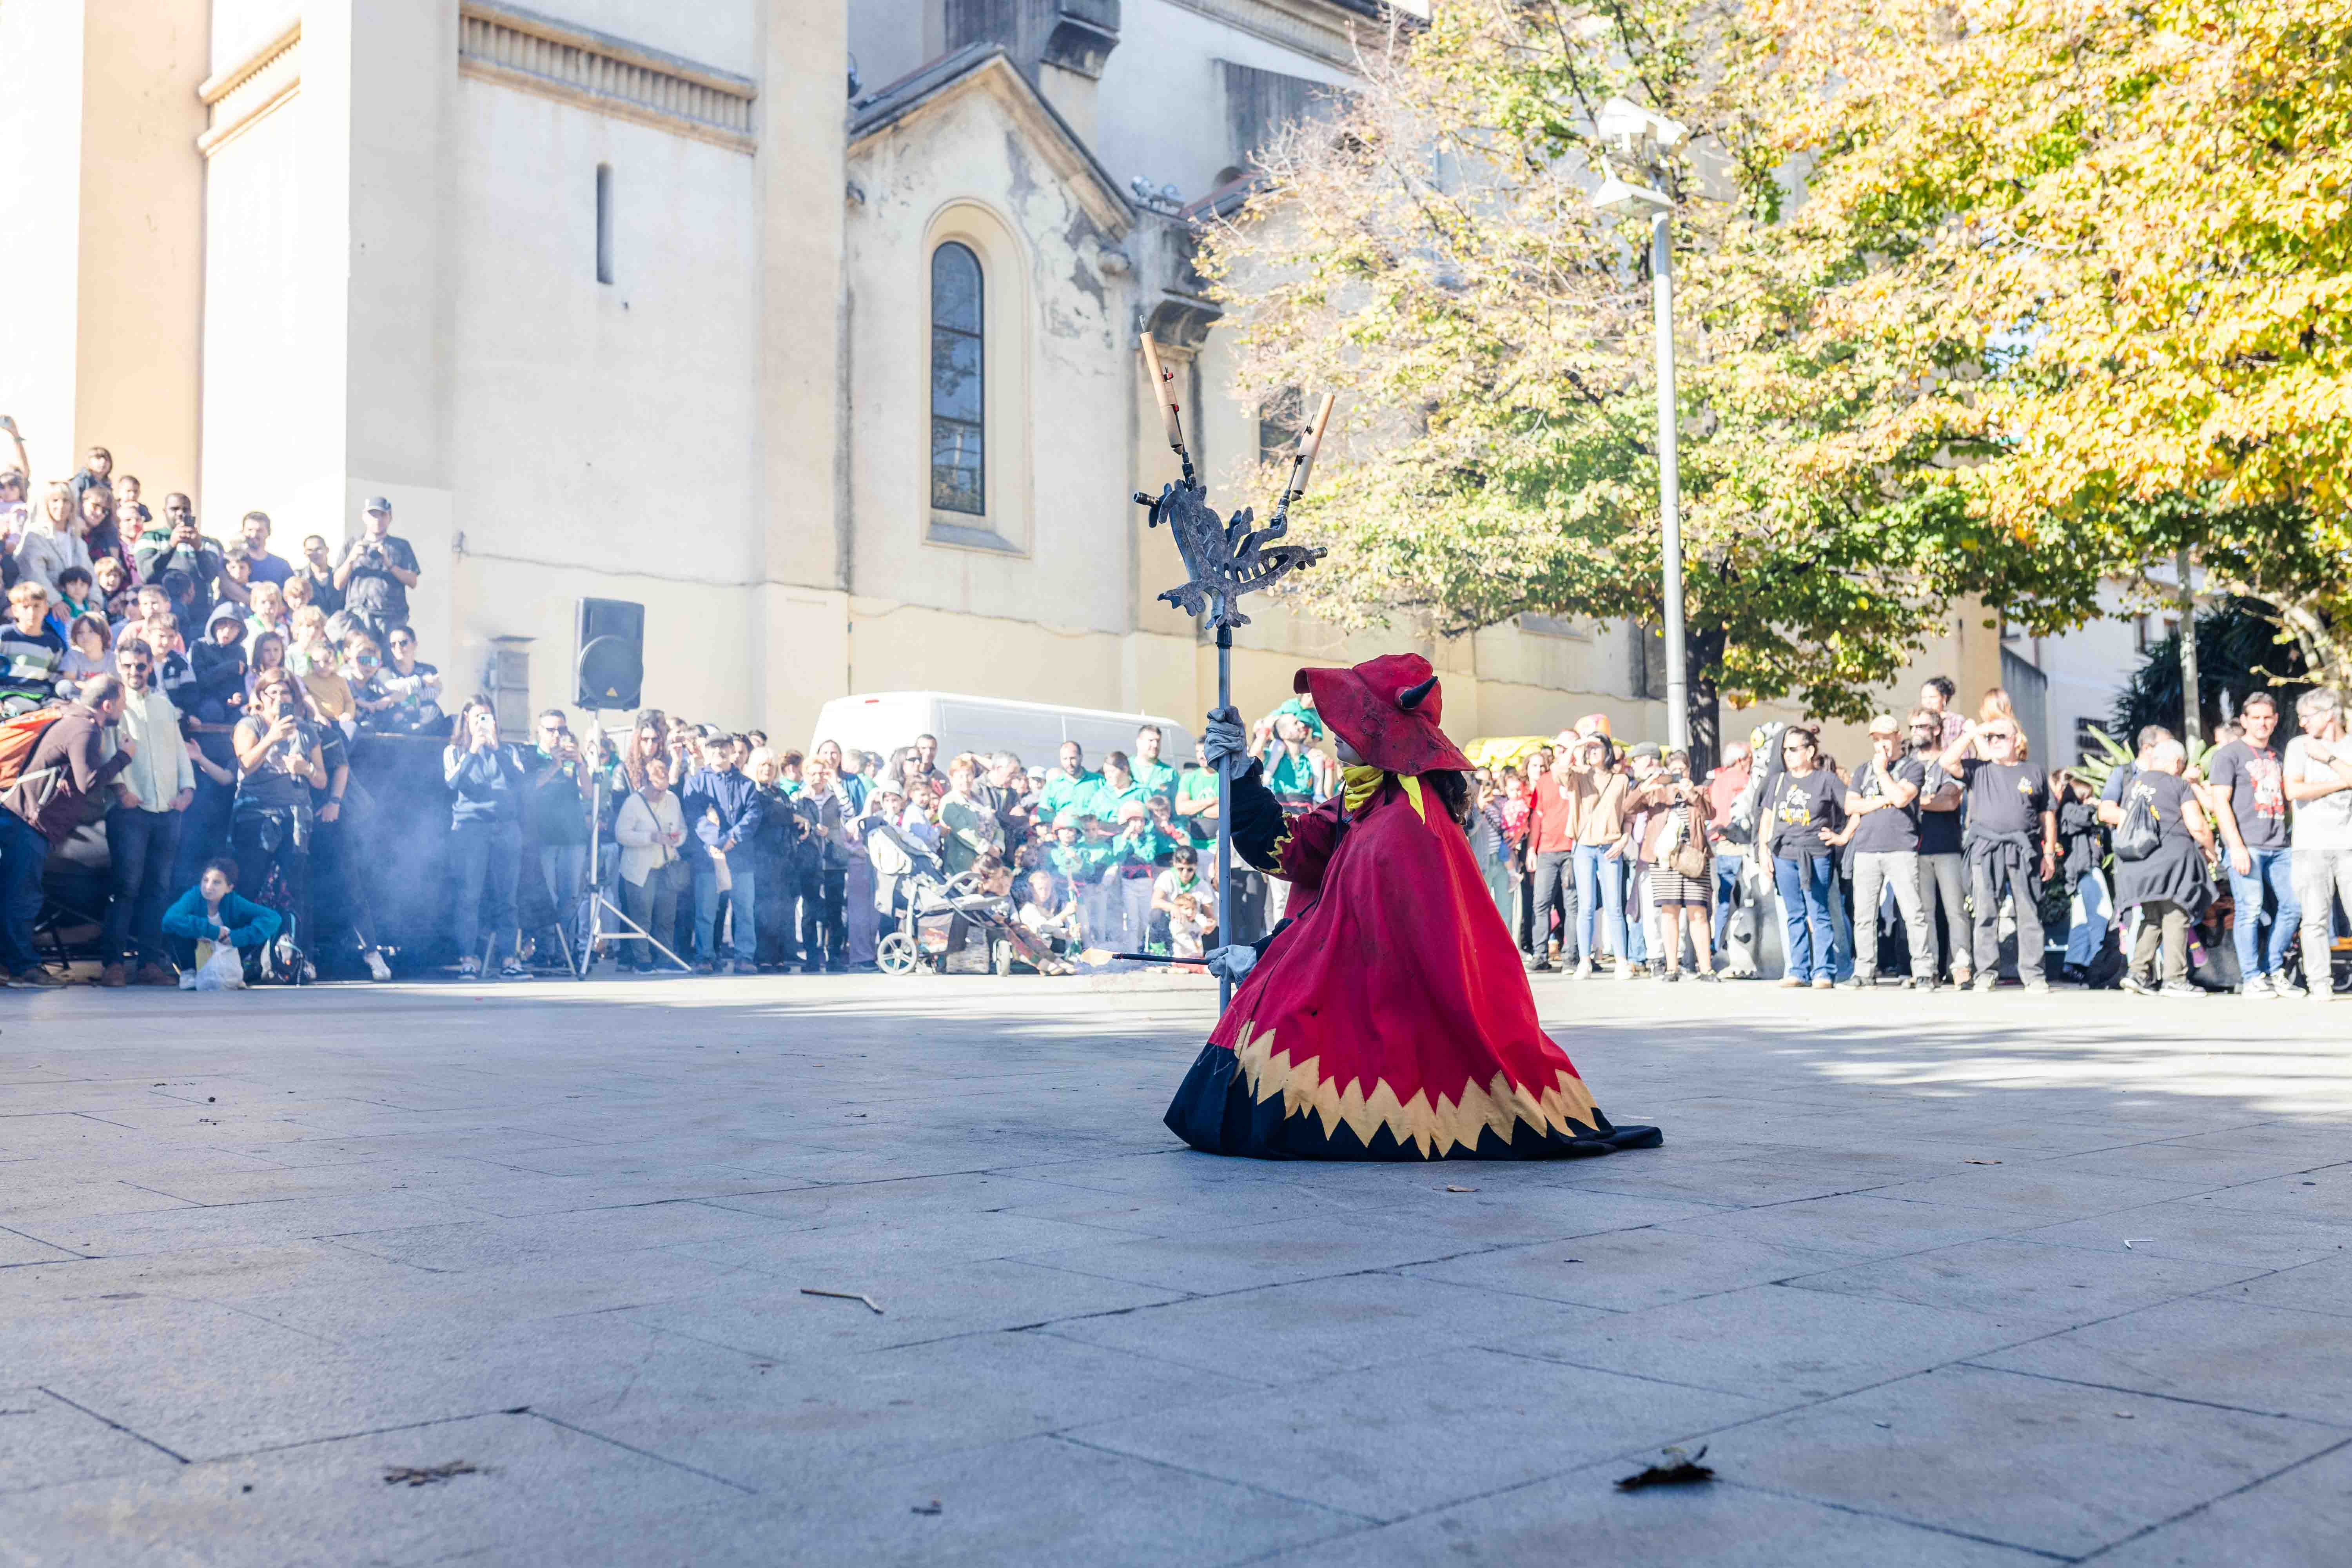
[570,732,688,980]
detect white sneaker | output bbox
[363,949,392,983]
[2244,973,2276,998]
[178,971,198,991]
[1573,958,1593,979]
[1618,960,1640,981]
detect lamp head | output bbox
[1595,95,1688,153]
[1592,166,1673,215]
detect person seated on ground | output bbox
[162,857,282,987]
[58,611,111,686]
[1017,867,1082,951]
[1167,890,1211,959]
[189,611,249,724]
[0,581,64,715]
[377,624,443,732]
[1149,844,1218,950]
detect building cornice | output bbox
[196,19,301,158]
[851,47,1132,236]
[1159,0,1394,69]
[457,1,759,154]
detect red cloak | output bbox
[1165,769,1659,1160]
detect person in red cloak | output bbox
[1165,653,1662,1160]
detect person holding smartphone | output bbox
[443,697,531,979]
[230,669,328,980]
[334,497,421,641]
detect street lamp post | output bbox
[1592,98,1691,753]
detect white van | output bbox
[809,692,1197,773]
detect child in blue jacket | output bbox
[162,858,282,987]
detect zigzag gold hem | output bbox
[1229,1021,1605,1158]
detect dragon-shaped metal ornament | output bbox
[1131,334,1332,629]
[1131,332,1336,1005]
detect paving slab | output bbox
[5,973,2350,1561]
[1696,1363,2344,1558]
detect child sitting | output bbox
[58,611,112,686]
[161,858,283,988]
[1168,890,1210,959]
[0,581,64,715]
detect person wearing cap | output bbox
[334,497,420,641]
[1164,652,1661,1162]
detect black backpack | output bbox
[2111,767,2160,862]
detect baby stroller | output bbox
[866,821,1040,976]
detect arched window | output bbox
[929,242,985,515]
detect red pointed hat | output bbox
[1294,653,1474,776]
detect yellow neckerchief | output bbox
[1341,765,1425,822]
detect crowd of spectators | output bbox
[6,420,2346,994]
[1475,675,2352,999]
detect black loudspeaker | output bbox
[575,597,644,710]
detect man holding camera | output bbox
[334,497,421,642]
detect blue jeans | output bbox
[695,863,756,963]
[1573,844,1626,963]
[0,811,49,974]
[1712,851,1745,952]
[2227,846,2301,979]
[451,818,521,964]
[2065,868,2112,967]
[103,806,182,965]
[1774,854,1838,982]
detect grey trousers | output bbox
[2131,900,2192,987]
[2293,847,2352,995]
[1919,851,1969,978]
[1851,849,1933,982]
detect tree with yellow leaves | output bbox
[1757,0,2352,681]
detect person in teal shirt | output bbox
[1131,723,1178,799]
[1174,755,1219,849]
[1045,809,1101,886]
[1082,753,1149,829]
[1038,739,1101,824]
[1258,715,1336,811]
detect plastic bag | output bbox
[193,942,245,991]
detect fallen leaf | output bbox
[1444,1185,1477,1193]
[1617,1445,1714,1491]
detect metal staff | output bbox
[1133,336,1330,1008]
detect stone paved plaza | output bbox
[3,973,2348,1566]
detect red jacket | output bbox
[3,703,132,844]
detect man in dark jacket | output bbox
[0,675,132,985]
[681,735,764,973]
[134,497,229,621]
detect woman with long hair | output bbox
[1164,653,1659,1162]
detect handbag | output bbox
[1666,806,1709,880]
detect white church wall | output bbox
[439,72,762,719]
[845,76,1132,642]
